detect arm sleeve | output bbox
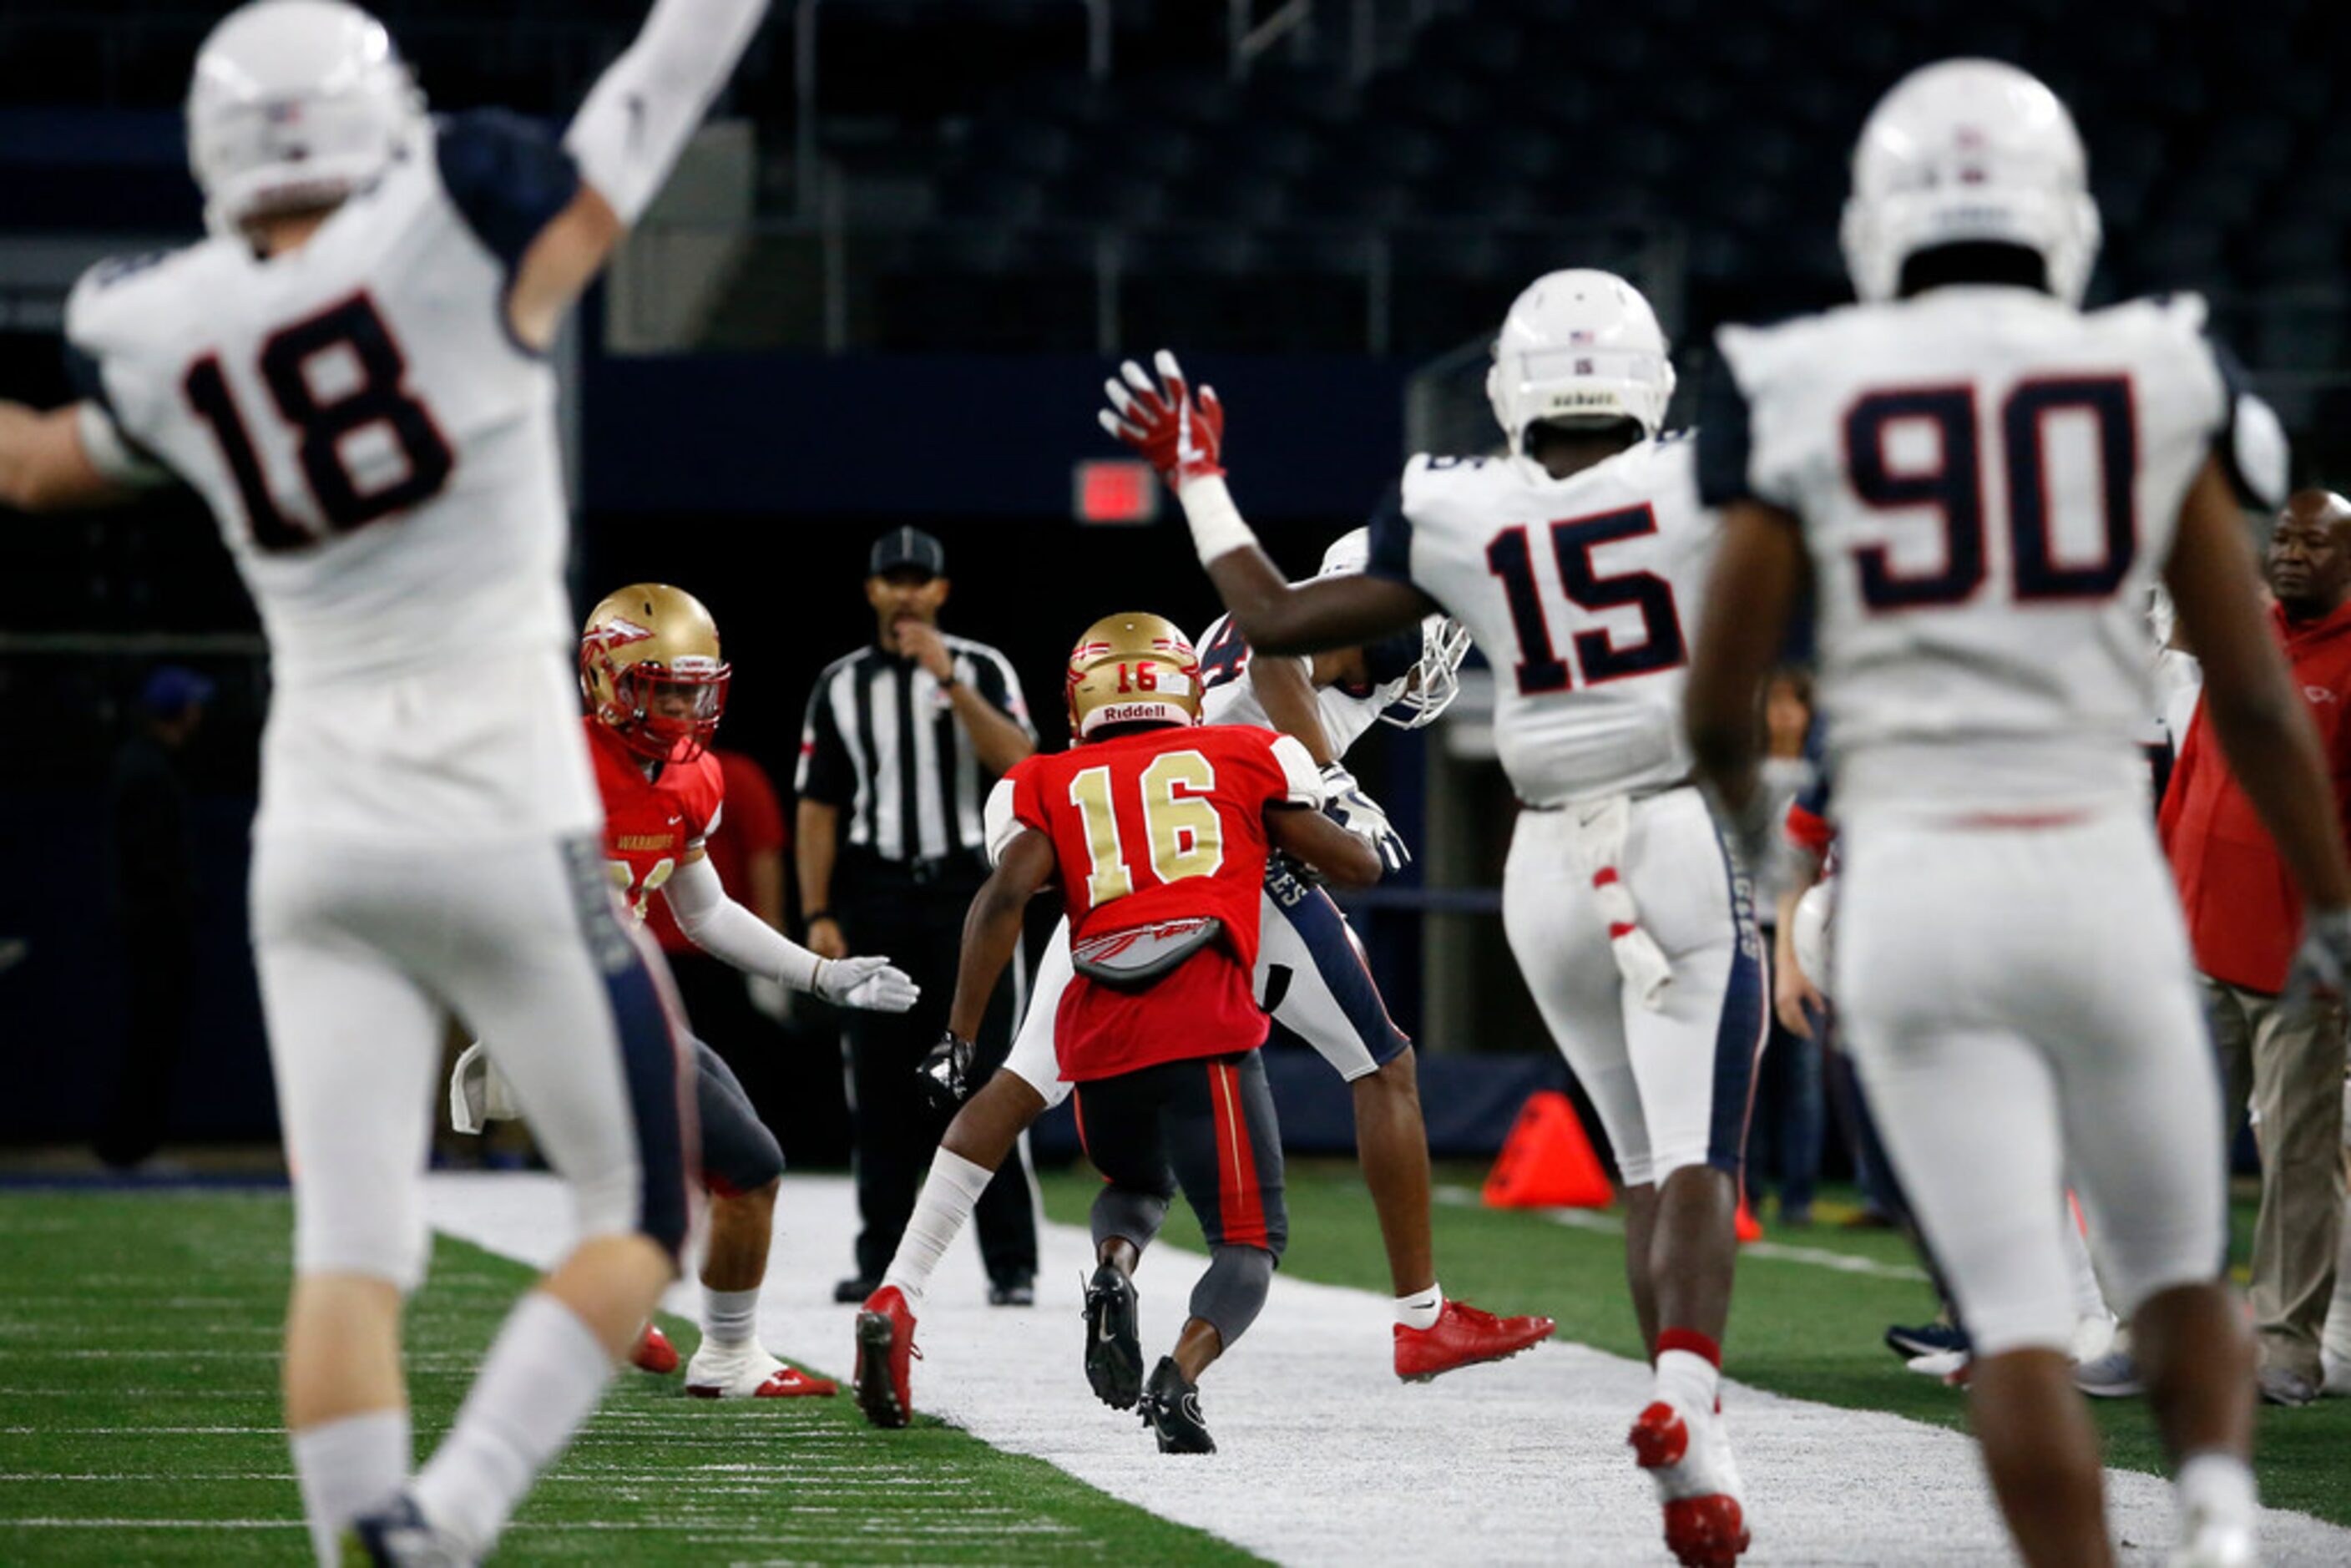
[969,645,1036,740]
[661,852,822,990]
[61,286,173,488]
[563,0,773,226]
[795,668,854,804]
[435,111,583,274]
[983,770,1045,866]
[1267,733,1326,807]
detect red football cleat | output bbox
[1662,1495,1751,1568]
[852,1286,919,1429]
[1393,1299,1558,1382]
[751,1365,840,1398]
[631,1323,679,1375]
[1627,1399,1691,1469]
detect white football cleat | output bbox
[2322,1346,2349,1397]
[684,1343,838,1399]
[2167,1508,2257,1568]
[1628,1396,1751,1567]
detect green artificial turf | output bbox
[1037,1158,2349,1530]
[0,1191,1257,1566]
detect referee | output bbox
[796,527,1042,1305]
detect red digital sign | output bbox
[1072,459,1160,524]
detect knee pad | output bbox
[1189,1245,1277,1348]
[1091,1186,1172,1252]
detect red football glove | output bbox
[1098,349,1226,490]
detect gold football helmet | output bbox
[581,583,731,761]
[1064,612,1201,741]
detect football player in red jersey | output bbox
[457,584,920,1399]
[856,613,1380,1452]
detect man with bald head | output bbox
[2161,487,2351,1406]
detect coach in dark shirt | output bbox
[796,528,1041,1304]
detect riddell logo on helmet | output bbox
[1098,701,1180,724]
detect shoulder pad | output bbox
[64,243,217,353]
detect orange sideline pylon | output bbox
[1735,1195,1763,1243]
[1482,1090,1613,1209]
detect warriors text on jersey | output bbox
[986,724,1322,1080]
[1364,438,1718,806]
[587,719,725,923]
[65,112,599,843]
[1195,609,1411,756]
[1702,287,2288,824]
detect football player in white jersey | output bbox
[1682,59,2351,1568]
[0,0,772,1561]
[1107,271,1765,1568]
[850,535,1556,1429]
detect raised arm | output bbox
[1099,350,1436,655]
[505,0,772,350]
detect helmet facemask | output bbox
[580,584,731,763]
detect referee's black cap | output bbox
[867,526,947,579]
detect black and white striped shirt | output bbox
[795,635,1034,862]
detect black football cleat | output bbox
[1138,1357,1216,1454]
[1082,1263,1143,1410]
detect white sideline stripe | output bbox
[1433,1185,1934,1283]
[427,1172,2351,1567]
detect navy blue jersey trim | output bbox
[1364,478,1414,583]
[434,110,582,361]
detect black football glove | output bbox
[916,1031,980,1111]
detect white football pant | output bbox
[1836,808,2227,1358]
[1502,787,1766,1188]
[253,832,699,1290]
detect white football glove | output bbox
[815,954,921,1014]
[448,1041,522,1136]
[1318,762,1410,874]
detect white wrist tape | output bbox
[1176,473,1259,565]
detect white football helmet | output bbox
[1486,269,1675,453]
[1840,58,2101,307]
[187,0,425,239]
[1315,528,1470,729]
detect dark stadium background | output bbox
[5,0,2341,1167]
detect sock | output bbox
[411,1292,612,1556]
[700,1286,761,1353]
[2177,1450,2257,1530]
[881,1151,994,1304]
[2060,1195,2110,1322]
[1395,1282,1444,1331]
[1654,1328,1722,1417]
[291,1408,409,1567]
